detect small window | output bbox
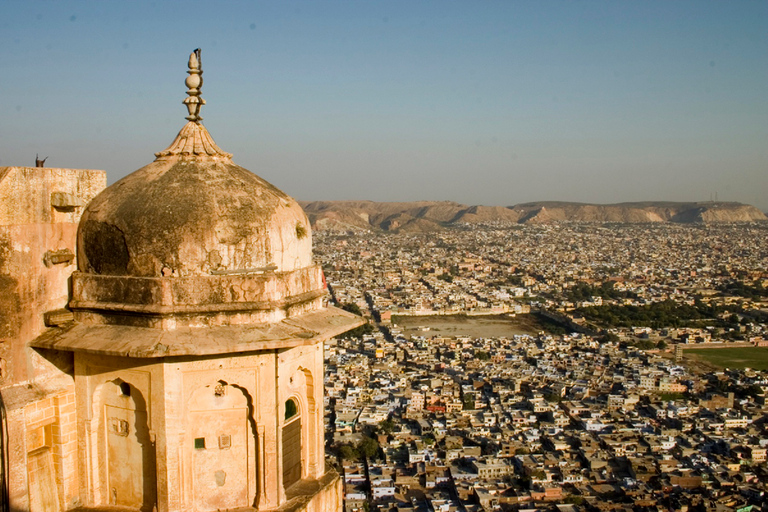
[219,434,231,449]
[120,382,131,397]
[285,399,298,420]
[194,437,206,449]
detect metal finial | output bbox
[183,48,205,123]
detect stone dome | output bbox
[67,50,332,331]
[77,121,312,278]
[39,49,361,342]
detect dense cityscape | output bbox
[3,3,767,510]
[316,223,768,512]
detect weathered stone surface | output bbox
[68,264,327,328]
[0,166,105,384]
[50,191,83,210]
[78,123,312,278]
[5,50,359,512]
[43,248,75,267]
[31,305,362,357]
[20,112,361,512]
[0,165,106,512]
[43,308,74,326]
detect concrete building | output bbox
[0,50,362,512]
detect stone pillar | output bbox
[264,351,282,508]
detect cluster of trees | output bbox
[631,339,667,350]
[720,279,768,299]
[475,350,490,361]
[534,314,568,335]
[337,436,379,461]
[335,419,397,462]
[577,299,736,329]
[563,281,636,302]
[339,302,375,338]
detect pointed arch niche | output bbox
[282,397,302,489]
[90,379,156,511]
[183,380,257,512]
[281,364,321,492]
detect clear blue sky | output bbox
[2,0,766,209]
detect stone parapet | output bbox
[0,166,105,384]
[279,467,343,512]
[31,306,364,357]
[70,265,327,328]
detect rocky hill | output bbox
[300,200,767,232]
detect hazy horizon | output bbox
[297,198,764,208]
[2,1,766,210]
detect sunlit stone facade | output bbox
[1,50,360,512]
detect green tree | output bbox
[340,302,363,315]
[378,419,395,435]
[357,436,379,459]
[338,444,360,461]
[634,339,655,350]
[339,302,374,339]
[743,384,764,398]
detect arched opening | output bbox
[285,399,297,421]
[97,379,156,511]
[298,366,319,479]
[185,380,256,512]
[282,398,301,489]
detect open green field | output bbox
[684,347,768,370]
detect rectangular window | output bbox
[194,437,206,449]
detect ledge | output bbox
[67,469,342,512]
[70,289,326,316]
[70,266,325,312]
[30,306,364,358]
[279,467,342,512]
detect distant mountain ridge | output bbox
[300,200,767,232]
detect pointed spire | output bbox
[154,49,232,160]
[183,48,205,123]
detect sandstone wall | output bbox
[0,166,105,512]
[0,166,105,383]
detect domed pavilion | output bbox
[33,49,362,512]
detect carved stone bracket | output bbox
[43,248,75,267]
[51,191,83,211]
[44,309,74,327]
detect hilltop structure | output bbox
[1,50,361,512]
